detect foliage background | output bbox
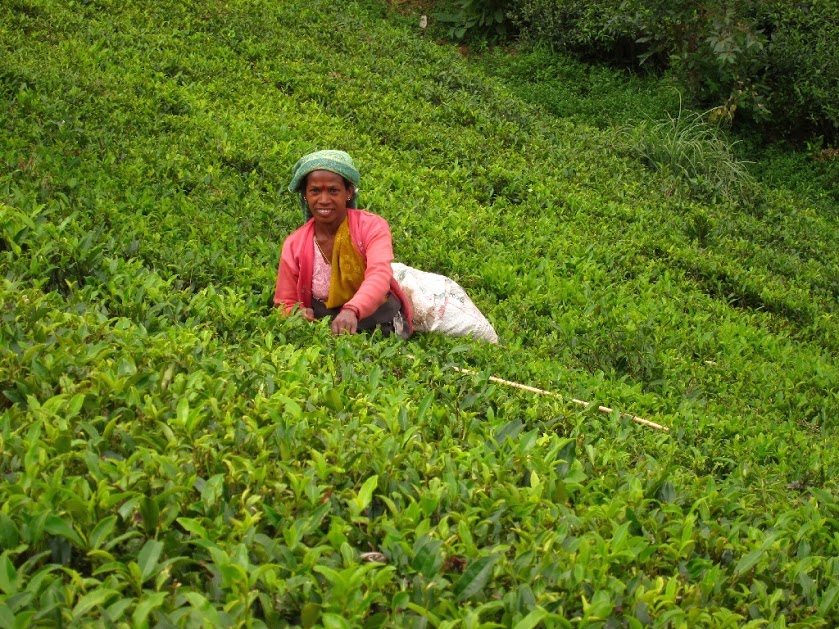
[435,0,839,142]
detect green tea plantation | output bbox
[1,0,837,626]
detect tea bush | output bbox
[476,45,681,129]
[2,0,839,626]
[505,0,839,140]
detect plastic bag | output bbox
[391,263,498,343]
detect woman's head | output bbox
[288,150,360,221]
[303,170,354,230]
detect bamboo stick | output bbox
[456,367,668,431]
[407,354,669,432]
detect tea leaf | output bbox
[67,393,85,417]
[177,518,209,539]
[300,602,321,628]
[356,475,378,512]
[0,515,19,549]
[417,393,434,422]
[0,553,18,596]
[72,588,118,620]
[88,516,118,551]
[818,583,839,618]
[133,591,168,627]
[0,606,14,629]
[322,613,352,629]
[201,475,225,509]
[176,397,189,425]
[138,539,163,582]
[514,609,547,629]
[139,497,159,534]
[183,593,222,626]
[44,515,84,547]
[734,548,763,577]
[453,555,499,602]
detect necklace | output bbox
[315,236,331,263]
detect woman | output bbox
[274,150,413,338]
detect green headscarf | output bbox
[288,150,361,221]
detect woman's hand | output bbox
[332,309,358,335]
[301,307,315,321]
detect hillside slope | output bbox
[2,0,838,625]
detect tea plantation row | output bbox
[1,0,837,626]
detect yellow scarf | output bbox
[325,218,366,308]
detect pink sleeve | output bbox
[274,237,301,314]
[344,218,395,320]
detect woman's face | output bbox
[304,170,352,230]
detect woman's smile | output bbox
[305,170,352,231]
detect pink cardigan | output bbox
[274,209,413,333]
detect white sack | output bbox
[391,263,498,344]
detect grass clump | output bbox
[622,107,758,204]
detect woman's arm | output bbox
[343,216,395,320]
[274,238,304,315]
